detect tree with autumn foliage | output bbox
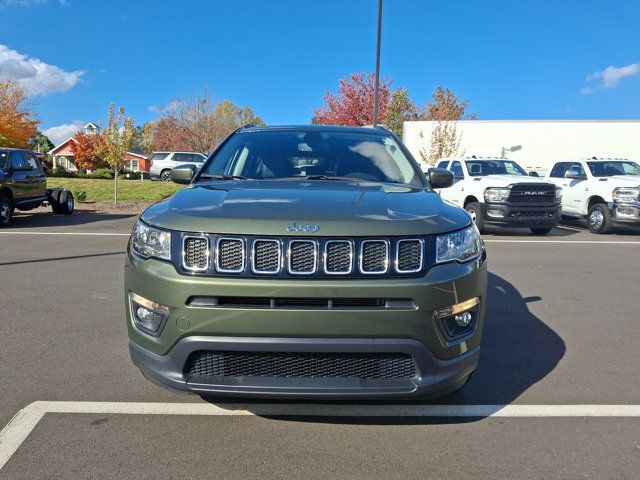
[0,81,39,148]
[146,91,265,153]
[70,131,106,171]
[417,86,476,166]
[96,104,135,204]
[313,73,392,127]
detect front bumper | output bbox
[481,202,560,227]
[125,252,487,398]
[612,202,640,225]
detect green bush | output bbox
[50,165,74,178]
[73,190,87,202]
[90,168,114,179]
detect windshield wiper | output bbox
[199,173,248,181]
[302,175,362,181]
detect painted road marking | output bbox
[2,401,640,470]
[0,231,638,244]
[0,231,130,237]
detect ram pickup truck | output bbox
[546,157,640,233]
[0,148,74,227]
[126,125,487,399]
[435,156,562,234]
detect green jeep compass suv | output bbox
[126,125,487,399]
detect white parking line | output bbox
[2,401,640,470]
[0,231,130,236]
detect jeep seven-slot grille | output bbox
[508,184,556,204]
[180,235,430,277]
[185,351,417,379]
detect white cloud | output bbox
[43,121,84,146]
[583,62,640,93]
[0,44,84,96]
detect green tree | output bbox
[97,103,135,204]
[385,88,417,137]
[28,132,55,154]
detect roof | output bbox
[240,124,393,135]
[48,137,78,155]
[127,149,149,159]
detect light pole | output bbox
[372,0,383,126]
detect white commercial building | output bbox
[402,120,640,174]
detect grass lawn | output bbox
[47,177,183,202]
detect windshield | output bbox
[0,150,7,169]
[586,161,640,177]
[198,130,422,185]
[465,160,528,176]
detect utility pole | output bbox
[372,0,383,126]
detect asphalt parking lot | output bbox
[1,211,639,479]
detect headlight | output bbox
[131,221,171,260]
[484,187,511,203]
[555,187,563,201]
[436,225,483,264]
[612,187,640,203]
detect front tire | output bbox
[587,204,612,234]
[465,202,484,233]
[530,227,552,235]
[0,195,14,227]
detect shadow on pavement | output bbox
[482,225,579,237]
[202,272,566,423]
[10,211,137,229]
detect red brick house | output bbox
[48,123,151,173]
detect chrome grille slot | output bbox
[182,236,209,271]
[396,239,423,273]
[252,239,281,274]
[324,240,353,274]
[360,240,389,274]
[216,238,245,273]
[288,240,317,274]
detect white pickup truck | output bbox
[545,157,640,233]
[435,156,562,234]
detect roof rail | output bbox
[239,124,256,131]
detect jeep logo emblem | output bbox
[287,223,320,233]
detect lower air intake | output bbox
[186,351,417,379]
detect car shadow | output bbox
[560,217,640,235]
[482,225,579,237]
[10,211,137,229]
[201,271,566,424]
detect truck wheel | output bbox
[58,190,75,215]
[587,204,612,234]
[0,195,14,227]
[49,188,63,214]
[465,202,484,233]
[160,169,172,182]
[530,227,552,235]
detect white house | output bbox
[403,120,640,174]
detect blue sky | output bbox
[1,0,639,144]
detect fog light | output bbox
[435,297,480,340]
[131,293,169,335]
[486,209,504,218]
[454,311,472,326]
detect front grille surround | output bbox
[251,238,282,274]
[287,240,318,275]
[359,240,390,274]
[182,235,211,272]
[174,233,435,279]
[395,238,424,273]
[323,240,354,275]
[216,237,246,273]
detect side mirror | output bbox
[170,164,197,184]
[565,169,586,180]
[426,167,454,189]
[528,171,540,177]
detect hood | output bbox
[471,175,555,187]
[591,175,640,187]
[141,180,471,236]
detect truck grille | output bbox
[179,234,432,277]
[508,184,556,203]
[185,351,417,379]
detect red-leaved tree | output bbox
[70,131,106,170]
[313,73,392,127]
